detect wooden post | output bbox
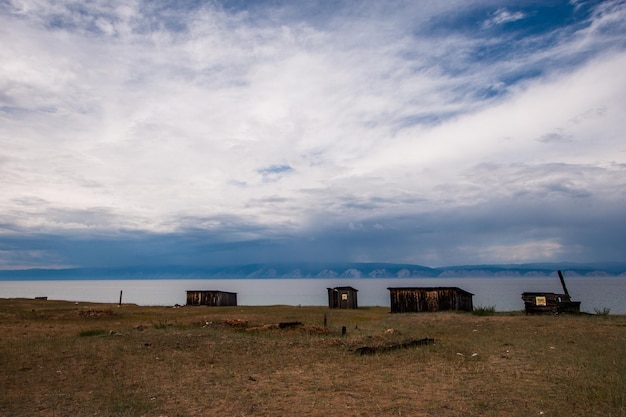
[341,326,346,336]
[557,270,570,298]
[119,290,123,305]
[323,313,327,327]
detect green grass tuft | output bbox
[78,328,107,337]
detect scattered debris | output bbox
[355,338,435,355]
[246,324,279,332]
[78,309,114,318]
[278,321,302,329]
[305,326,331,335]
[223,319,248,328]
[246,323,332,334]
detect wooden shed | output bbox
[521,270,580,315]
[521,292,580,314]
[388,287,474,313]
[327,286,358,309]
[186,290,237,306]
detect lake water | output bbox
[1,277,625,314]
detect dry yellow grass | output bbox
[1,298,625,416]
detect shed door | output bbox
[340,292,349,308]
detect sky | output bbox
[1,0,625,270]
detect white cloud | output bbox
[354,51,625,192]
[483,8,526,29]
[0,0,625,266]
[463,240,566,263]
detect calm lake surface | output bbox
[2,277,626,313]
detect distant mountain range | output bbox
[1,262,625,280]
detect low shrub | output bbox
[153,320,171,329]
[593,307,611,316]
[473,305,496,316]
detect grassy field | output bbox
[0,298,624,417]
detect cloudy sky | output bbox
[1,0,625,269]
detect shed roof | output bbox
[522,292,565,296]
[387,287,474,296]
[186,290,237,295]
[327,286,358,292]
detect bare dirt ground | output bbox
[1,298,624,416]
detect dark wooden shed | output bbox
[521,270,580,314]
[521,292,580,314]
[388,287,474,313]
[186,290,237,306]
[327,286,358,309]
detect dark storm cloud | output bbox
[3,186,623,269]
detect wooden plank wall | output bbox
[186,291,237,306]
[389,288,473,313]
